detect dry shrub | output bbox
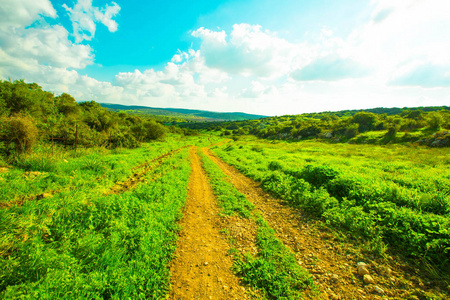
[0,114,38,154]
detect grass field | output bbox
[1,133,449,299]
[212,137,450,276]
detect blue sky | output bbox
[1,0,449,115]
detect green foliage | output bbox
[200,151,254,218]
[0,114,38,155]
[182,106,450,147]
[0,141,193,298]
[213,138,450,272]
[235,217,313,300]
[0,80,178,159]
[427,112,444,131]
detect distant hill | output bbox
[100,103,267,122]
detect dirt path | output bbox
[169,147,246,300]
[203,147,445,300]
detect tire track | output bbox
[1,146,188,209]
[107,145,189,195]
[169,146,247,300]
[203,147,437,300]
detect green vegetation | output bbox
[183,107,450,147]
[235,216,314,300]
[212,138,450,277]
[0,80,181,160]
[1,146,192,298]
[1,78,449,297]
[101,103,267,123]
[200,150,254,218]
[200,151,314,299]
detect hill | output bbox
[100,103,267,122]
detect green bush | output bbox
[0,114,38,155]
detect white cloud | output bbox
[192,24,300,78]
[240,81,274,98]
[0,0,56,30]
[390,62,450,88]
[63,0,120,43]
[0,25,93,69]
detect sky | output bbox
[0,0,449,116]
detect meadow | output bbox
[1,131,449,299]
[212,137,450,276]
[0,135,219,299]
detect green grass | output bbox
[0,148,191,299]
[212,137,450,276]
[200,150,314,299]
[0,134,225,299]
[200,150,254,218]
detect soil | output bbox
[203,147,448,300]
[169,147,247,300]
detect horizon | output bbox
[1,0,449,116]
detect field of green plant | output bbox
[212,137,450,275]
[200,150,314,299]
[0,135,219,299]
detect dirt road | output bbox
[169,147,245,299]
[202,147,446,300]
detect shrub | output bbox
[0,114,38,155]
[296,164,340,187]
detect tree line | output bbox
[182,107,450,146]
[0,80,185,157]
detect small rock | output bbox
[374,285,384,294]
[358,266,370,276]
[331,274,339,282]
[363,274,375,284]
[357,262,368,268]
[204,262,209,266]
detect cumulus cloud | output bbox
[192,24,299,78]
[0,25,93,69]
[0,0,56,30]
[63,0,120,43]
[115,60,208,103]
[0,1,93,71]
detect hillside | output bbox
[100,103,267,122]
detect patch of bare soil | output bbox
[169,147,247,300]
[0,166,11,173]
[204,148,448,300]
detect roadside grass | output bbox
[0,134,224,298]
[0,133,222,206]
[200,149,314,299]
[0,148,191,299]
[212,137,450,281]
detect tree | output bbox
[0,114,38,154]
[427,112,443,131]
[351,112,378,132]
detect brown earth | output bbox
[203,147,448,300]
[169,147,248,300]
